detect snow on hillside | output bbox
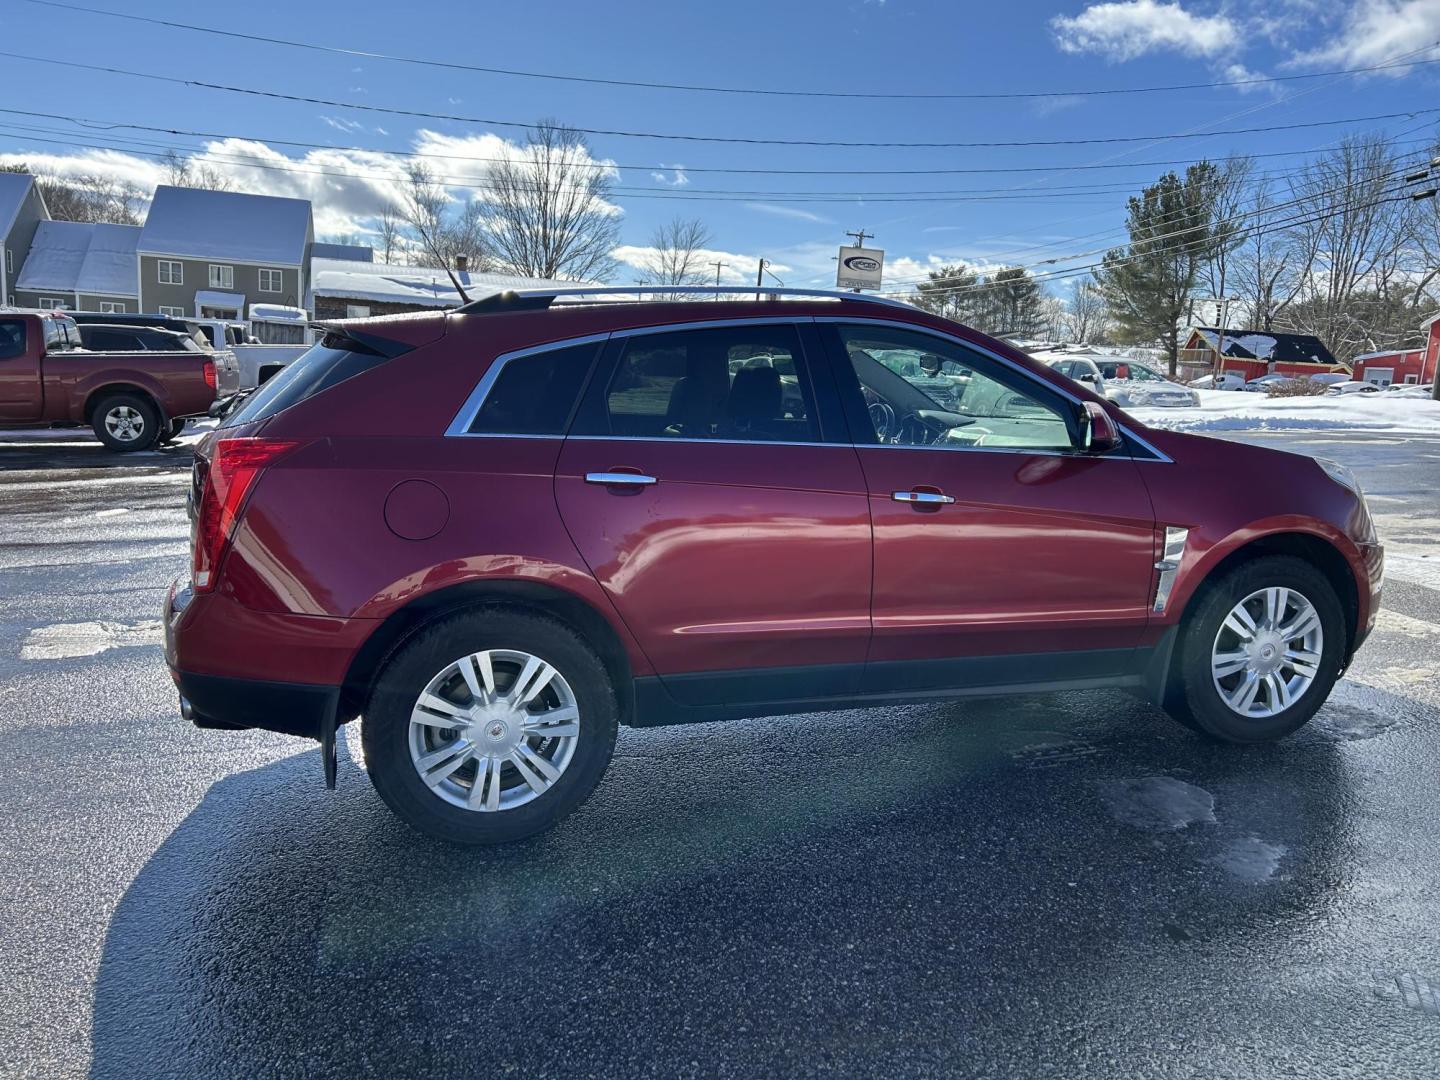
[1130,389,1440,435]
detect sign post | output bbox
[836,246,884,291]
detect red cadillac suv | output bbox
[165,288,1383,844]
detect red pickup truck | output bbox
[0,309,240,451]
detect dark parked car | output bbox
[165,288,1383,844]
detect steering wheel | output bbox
[868,401,897,442]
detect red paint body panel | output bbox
[856,447,1157,663]
[554,438,872,698]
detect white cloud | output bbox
[1051,0,1239,60]
[1294,0,1440,69]
[319,115,365,134]
[650,164,689,187]
[744,202,835,224]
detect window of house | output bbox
[259,268,283,293]
[158,260,183,285]
[158,306,185,318]
[98,301,125,314]
[0,318,26,360]
[467,341,602,435]
[4,249,12,274]
[840,325,1074,452]
[345,304,371,319]
[577,324,819,443]
[39,297,70,310]
[208,264,234,289]
[1405,374,1419,385]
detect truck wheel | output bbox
[92,394,161,452]
[159,418,187,444]
[1170,555,1345,742]
[362,607,618,845]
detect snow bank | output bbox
[1130,389,1440,434]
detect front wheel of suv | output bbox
[362,608,618,844]
[1169,554,1345,742]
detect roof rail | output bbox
[454,285,914,315]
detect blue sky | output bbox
[2,0,1437,295]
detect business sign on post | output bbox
[836,246,884,290]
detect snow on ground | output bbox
[1130,389,1440,435]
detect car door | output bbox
[0,316,41,420]
[821,321,1159,693]
[554,320,872,706]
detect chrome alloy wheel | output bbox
[104,405,146,443]
[1211,587,1324,718]
[407,649,580,812]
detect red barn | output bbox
[1178,326,1346,383]
[1350,313,1440,388]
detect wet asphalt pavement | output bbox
[2,428,1439,1079]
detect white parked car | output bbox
[1241,374,1292,393]
[1188,372,1246,391]
[1385,384,1436,399]
[1092,359,1200,408]
[1309,372,1352,387]
[1325,380,1383,396]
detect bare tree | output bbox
[376,207,403,265]
[395,162,490,296]
[1065,275,1109,342]
[160,149,234,192]
[1200,156,1255,304]
[1279,134,1411,357]
[483,120,620,281]
[1229,179,1299,331]
[34,172,145,224]
[644,217,711,286]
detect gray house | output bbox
[0,172,49,307]
[137,186,313,319]
[13,220,140,311]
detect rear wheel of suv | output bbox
[92,393,161,452]
[1169,555,1344,742]
[362,608,618,844]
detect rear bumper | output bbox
[165,576,357,739]
[173,668,338,740]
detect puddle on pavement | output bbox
[1104,776,1217,831]
[1210,836,1287,882]
[1314,702,1400,742]
[20,620,164,660]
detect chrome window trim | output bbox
[815,315,1174,463]
[445,331,612,437]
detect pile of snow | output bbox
[1130,389,1440,434]
[248,303,307,323]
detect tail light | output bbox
[203,359,217,390]
[192,437,306,591]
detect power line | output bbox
[4,52,1439,150]
[21,0,1440,103]
[2,105,1429,178]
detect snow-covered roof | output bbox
[248,302,307,323]
[1190,327,1337,366]
[1352,348,1422,363]
[0,171,36,241]
[15,220,140,297]
[310,258,581,308]
[312,242,372,262]
[138,186,312,265]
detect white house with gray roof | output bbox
[14,220,141,311]
[0,171,49,307]
[137,185,313,320]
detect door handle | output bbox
[585,472,658,487]
[892,490,955,505]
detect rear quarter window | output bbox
[224,334,407,427]
[0,318,25,359]
[467,341,601,435]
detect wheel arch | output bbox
[339,579,636,726]
[83,382,162,423]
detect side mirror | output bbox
[1082,401,1123,453]
[1078,372,1097,383]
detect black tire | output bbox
[159,417,187,444]
[362,607,618,844]
[1168,554,1345,742]
[91,393,161,452]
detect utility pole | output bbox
[755,258,766,301]
[633,277,648,302]
[710,260,728,299]
[844,229,873,292]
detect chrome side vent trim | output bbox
[1152,526,1190,613]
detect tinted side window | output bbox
[0,319,26,360]
[85,329,138,351]
[581,324,818,442]
[224,335,408,427]
[469,341,600,435]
